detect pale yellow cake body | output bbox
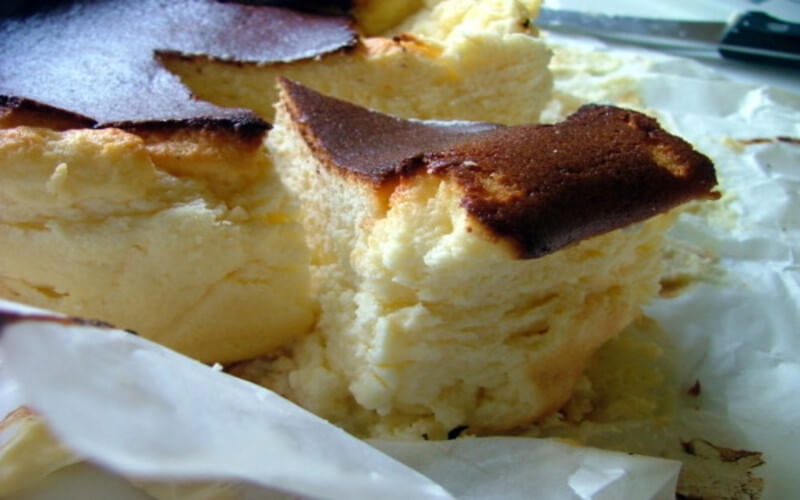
[0,125,313,363]
[353,0,542,37]
[255,98,676,438]
[389,0,541,40]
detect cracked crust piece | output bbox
[677,439,765,500]
[247,80,718,437]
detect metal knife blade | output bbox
[536,8,800,67]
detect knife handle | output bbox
[720,11,800,68]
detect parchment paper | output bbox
[0,302,680,500]
[549,35,800,498]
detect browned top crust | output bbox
[279,78,719,258]
[0,95,95,131]
[280,77,505,182]
[0,0,356,130]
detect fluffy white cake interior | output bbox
[252,98,676,438]
[388,0,541,41]
[0,125,313,363]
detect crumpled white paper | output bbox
[547,35,800,499]
[0,307,450,500]
[641,69,800,499]
[2,43,799,499]
[372,438,679,500]
[0,304,680,500]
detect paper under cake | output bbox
[0,0,724,492]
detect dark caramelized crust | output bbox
[110,115,270,143]
[280,78,503,183]
[279,78,719,258]
[0,0,356,131]
[0,95,271,141]
[428,107,720,257]
[0,96,96,131]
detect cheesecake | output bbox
[0,1,724,494]
[159,1,551,126]
[0,0,551,362]
[0,0,354,362]
[238,79,718,438]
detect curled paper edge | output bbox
[0,305,452,500]
[0,300,684,500]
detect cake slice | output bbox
[0,1,366,363]
[0,114,314,364]
[0,0,551,364]
[158,0,551,126]
[248,79,719,438]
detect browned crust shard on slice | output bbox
[0,96,96,131]
[279,77,719,258]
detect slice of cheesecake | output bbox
[247,79,719,438]
[0,0,550,365]
[0,1,365,363]
[0,115,314,364]
[158,0,551,126]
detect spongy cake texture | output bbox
[249,80,717,438]
[0,124,313,363]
